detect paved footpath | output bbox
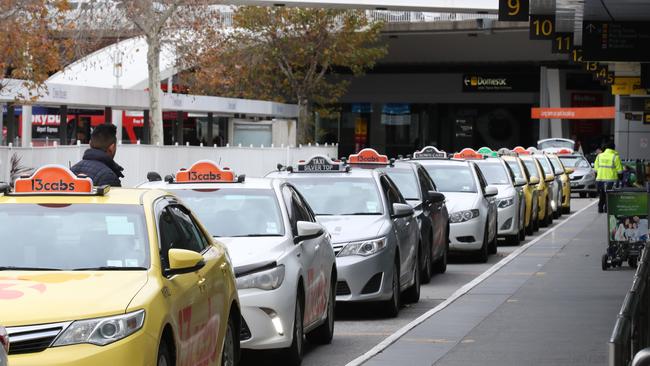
[363,202,635,366]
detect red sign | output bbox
[531,107,615,119]
[348,148,389,165]
[556,149,574,155]
[513,146,531,155]
[14,165,93,194]
[175,161,235,183]
[453,148,484,160]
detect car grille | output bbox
[457,236,475,243]
[240,316,252,341]
[571,175,583,181]
[7,322,70,355]
[336,281,351,296]
[361,273,383,294]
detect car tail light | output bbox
[0,326,9,354]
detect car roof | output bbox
[139,177,277,191]
[0,188,166,205]
[415,158,471,167]
[268,167,378,179]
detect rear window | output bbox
[0,204,149,270]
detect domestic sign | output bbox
[582,21,650,61]
[531,107,615,119]
[462,74,537,92]
[529,15,555,40]
[498,0,529,21]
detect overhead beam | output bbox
[226,0,498,13]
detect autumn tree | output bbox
[0,0,72,98]
[183,6,387,143]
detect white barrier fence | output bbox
[0,144,338,188]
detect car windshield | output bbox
[476,161,510,185]
[535,156,554,175]
[382,168,420,200]
[505,160,525,180]
[549,157,564,173]
[522,159,540,179]
[289,177,383,215]
[559,156,590,168]
[174,189,285,237]
[422,164,477,193]
[538,140,574,150]
[0,204,149,270]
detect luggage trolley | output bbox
[602,187,649,270]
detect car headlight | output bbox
[53,310,145,347]
[585,172,595,180]
[498,197,514,209]
[236,265,285,291]
[449,209,480,223]
[338,237,387,257]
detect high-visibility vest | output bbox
[594,149,623,181]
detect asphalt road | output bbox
[242,197,596,366]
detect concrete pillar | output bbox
[547,68,563,138]
[175,111,183,145]
[112,109,123,142]
[59,105,68,145]
[539,67,550,140]
[21,105,32,147]
[6,105,15,145]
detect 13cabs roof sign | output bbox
[556,149,574,155]
[453,148,484,160]
[348,148,390,165]
[297,155,344,172]
[513,146,531,155]
[413,146,447,159]
[477,147,498,158]
[175,160,236,183]
[13,165,94,194]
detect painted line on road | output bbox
[345,200,598,366]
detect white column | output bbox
[539,67,550,140]
[0,103,4,145]
[547,68,563,138]
[113,109,123,142]
[21,105,32,147]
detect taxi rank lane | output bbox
[241,198,596,366]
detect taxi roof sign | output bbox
[477,147,498,158]
[513,146,531,155]
[413,146,447,159]
[297,155,345,172]
[348,148,390,165]
[497,148,517,157]
[453,148,484,160]
[175,160,236,183]
[556,148,574,155]
[13,165,94,195]
[526,147,541,154]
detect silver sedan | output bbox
[559,153,597,198]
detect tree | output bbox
[183,7,387,143]
[0,0,72,98]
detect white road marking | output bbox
[345,201,598,366]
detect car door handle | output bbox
[197,277,207,286]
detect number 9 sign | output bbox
[499,0,529,22]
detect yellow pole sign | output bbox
[611,77,647,96]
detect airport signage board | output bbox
[582,21,650,61]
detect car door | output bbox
[158,200,225,365]
[417,166,445,259]
[474,164,497,241]
[380,175,417,288]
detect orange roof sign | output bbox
[175,161,235,183]
[453,148,484,160]
[513,146,530,155]
[348,148,389,165]
[531,107,615,119]
[14,165,93,194]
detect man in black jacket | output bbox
[71,124,124,187]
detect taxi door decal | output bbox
[178,298,220,366]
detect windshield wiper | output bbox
[0,266,62,271]
[230,234,283,237]
[73,266,147,271]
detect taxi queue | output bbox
[0,145,575,366]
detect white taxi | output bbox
[140,161,336,366]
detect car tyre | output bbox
[602,254,609,271]
[421,238,433,284]
[382,259,401,318]
[488,222,498,254]
[221,315,237,366]
[506,234,519,246]
[283,295,304,366]
[433,244,448,274]
[476,225,489,263]
[562,206,570,214]
[157,338,173,366]
[404,249,421,304]
[306,274,335,345]
[579,192,587,198]
[589,192,598,198]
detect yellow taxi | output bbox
[514,147,553,227]
[0,165,240,366]
[498,150,541,235]
[546,152,573,214]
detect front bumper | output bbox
[570,176,597,193]
[9,328,157,366]
[334,248,396,303]
[238,283,297,350]
[449,218,484,251]
[497,203,518,236]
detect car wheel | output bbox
[221,316,237,366]
[283,295,304,366]
[488,221,498,254]
[562,206,570,214]
[433,243,448,274]
[306,274,335,345]
[602,254,609,271]
[421,238,433,284]
[476,225,489,263]
[628,256,638,269]
[506,234,519,246]
[157,338,173,366]
[589,192,598,198]
[404,249,421,304]
[518,221,526,241]
[382,258,401,317]
[579,192,587,198]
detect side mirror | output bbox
[147,171,162,182]
[294,221,324,244]
[564,168,574,175]
[545,174,555,182]
[427,190,446,203]
[164,248,205,277]
[392,203,414,218]
[529,176,540,185]
[514,178,527,187]
[485,185,498,197]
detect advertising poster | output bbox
[608,192,649,244]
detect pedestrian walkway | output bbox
[363,202,635,366]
